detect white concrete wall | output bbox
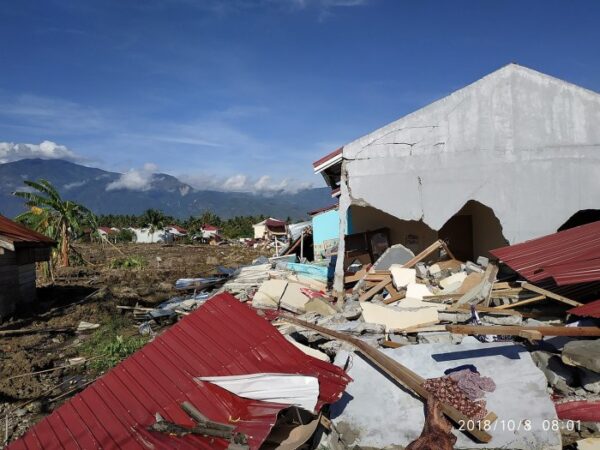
[335,64,600,290]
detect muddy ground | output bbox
[0,242,266,444]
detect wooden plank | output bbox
[521,282,582,307]
[451,305,522,316]
[359,278,390,302]
[365,271,392,281]
[446,324,600,337]
[493,295,546,310]
[383,283,406,304]
[280,315,494,443]
[344,267,367,284]
[401,240,444,269]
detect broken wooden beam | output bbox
[359,278,390,302]
[446,324,600,337]
[279,316,494,443]
[520,282,582,308]
[402,240,447,269]
[493,295,546,310]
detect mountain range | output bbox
[0,159,333,220]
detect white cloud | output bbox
[63,180,88,190]
[180,172,313,195]
[0,140,84,163]
[106,163,158,191]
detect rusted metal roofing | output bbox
[0,215,55,249]
[312,147,342,169]
[567,299,600,319]
[490,221,600,283]
[555,400,600,422]
[9,293,350,450]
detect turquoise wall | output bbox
[312,209,340,245]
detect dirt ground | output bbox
[0,242,266,445]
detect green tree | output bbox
[14,179,97,267]
[139,209,166,236]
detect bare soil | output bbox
[0,242,265,444]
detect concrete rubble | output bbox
[73,230,600,449]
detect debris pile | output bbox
[8,222,600,449]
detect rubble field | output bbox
[4,226,600,449]
[0,242,266,443]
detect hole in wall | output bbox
[557,209,600,232]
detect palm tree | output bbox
[14,179,97,267]
[140,209,166,242]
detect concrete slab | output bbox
[280,282,310,313]
[330,341,561,449]
[406,282,433,299]
[371,243,414,271]
[252,279,287,309]
[440,271,468,292]
[360,302,438,332]
[390,265,416,289]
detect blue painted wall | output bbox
[313,209,340,245]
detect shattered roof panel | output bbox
[490,221,600,283]
[567,299,600,319]
[9,293,350,450]
[0,214,55,249]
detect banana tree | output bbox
[14,179,97,267]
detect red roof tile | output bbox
[0,215,55,248]
[567,299,600,319]
[202,224,220,231]
[490,221,600,283]
[9,293,350,450]
[312,147,342,169]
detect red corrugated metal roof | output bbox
[567,299,600,319]
[312,147,342,169]
[9,293,350,450]
[490,221,600,283]
[555,400,600,422]
[201,224,219,231]
[0,215,55,248]
[542,258,600,286]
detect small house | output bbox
[200,224,220,240]
[253,218,287,240]
[0,215,55,319]
[129,227,174,244]
[167,224,188,238]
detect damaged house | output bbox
[0,215,55,320]
[312,64,600,291]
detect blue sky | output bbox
[1,0,599,192]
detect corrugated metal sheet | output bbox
[543,258,600,286]
[9,293,351,450]
[567,299,600,319]
[555,400,600,422]
[0,215,55,248]
[490,221,600,283]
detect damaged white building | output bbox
[312,64,600,291]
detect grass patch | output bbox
[109,256,146,269]
[80,316,148,373]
